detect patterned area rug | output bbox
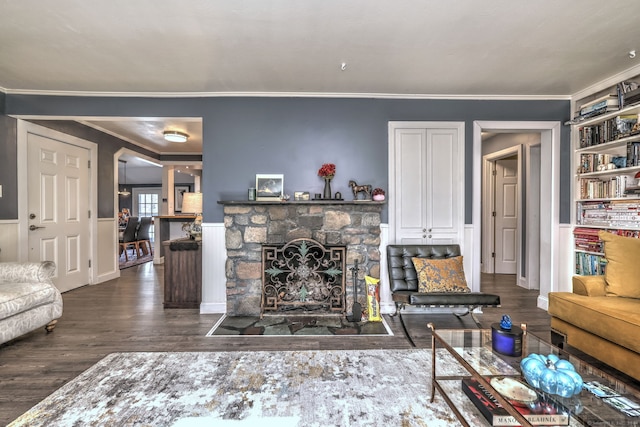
[206,314,393,336]
[119,253,153,270]
[8,349,493,426]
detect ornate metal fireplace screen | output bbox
[262,238,346,315]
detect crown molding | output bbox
[571,63,640,102]
[3,88,570,101]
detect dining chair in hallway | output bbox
[135,217,153,258]
[119,216,139,261]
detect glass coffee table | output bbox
[428,323,640,427]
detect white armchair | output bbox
[0,261,63,345]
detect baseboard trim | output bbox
[200,302,227,314]
[95,270,119,284]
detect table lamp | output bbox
[181,192,203,240]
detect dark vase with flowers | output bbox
[318,163,336,200]
[323,176,333,199]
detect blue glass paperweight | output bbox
[500,314,512,331]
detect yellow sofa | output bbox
[548,231,640,381]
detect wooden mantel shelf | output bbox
[218,200,385,205]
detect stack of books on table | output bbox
[462,377,570,426]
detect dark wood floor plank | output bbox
[0,264,548,425]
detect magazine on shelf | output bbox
[462,377,570,426]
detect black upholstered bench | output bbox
[387,244,501,346]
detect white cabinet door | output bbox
[390,122,464,246]
[393,128,428,244]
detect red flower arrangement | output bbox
[373,188,385,196]
[318,163,336,178]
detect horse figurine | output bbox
[348,180,372,200]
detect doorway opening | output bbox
[473,121,561,310]
[481,134,541,290]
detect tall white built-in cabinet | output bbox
[388,122,465,246]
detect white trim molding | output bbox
[200,222,227,314]
[473,121,562,309]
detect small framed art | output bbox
[174,185,190,212]
[255,174,284,201]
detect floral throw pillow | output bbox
[411,256,470,293]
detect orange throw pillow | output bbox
[411,256,470,293]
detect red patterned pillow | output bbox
[411,256,470,293]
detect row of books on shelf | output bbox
[574,227,640,239]
[575,252,606,275]
[619,80,640,109]
[578,115,639,148]
[573,227,603,253]
[578,176,631,199]
[577,153,627,173]
[577,94,620,119]
[570,80,639,126]
[578,141,640,171]
[576,200,640,226]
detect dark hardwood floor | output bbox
[0,264,550,425]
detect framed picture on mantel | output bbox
[256,174,284,201]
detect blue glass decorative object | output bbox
[500,314,512,330]
[520,353,583,397]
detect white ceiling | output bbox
[80,118,203,155]
[2,1,640,153]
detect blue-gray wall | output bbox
[0,112,18,219]
[4,94,571,223]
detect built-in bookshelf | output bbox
[573,76,640,275]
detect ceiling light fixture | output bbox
[163,131,189,143]
[630,50,637,59]
[118,160,131,196]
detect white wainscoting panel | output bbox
[538,223,572,311]
[379,224,394,314]
[0,221,19,262]
[464,225,477,292]
[200,223,227,313]
[96,218,119,284]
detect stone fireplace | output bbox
[220,201,383,316]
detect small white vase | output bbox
[373,194,385,201]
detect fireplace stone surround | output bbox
[219,200,384,316]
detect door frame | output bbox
[16,120,98,284]
[473,121,560,308]
[482,145,522,277]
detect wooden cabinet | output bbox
[162,238,202,308]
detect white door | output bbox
[390,122,464,245]
[494,158,518,274]
[28,132,91,292]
